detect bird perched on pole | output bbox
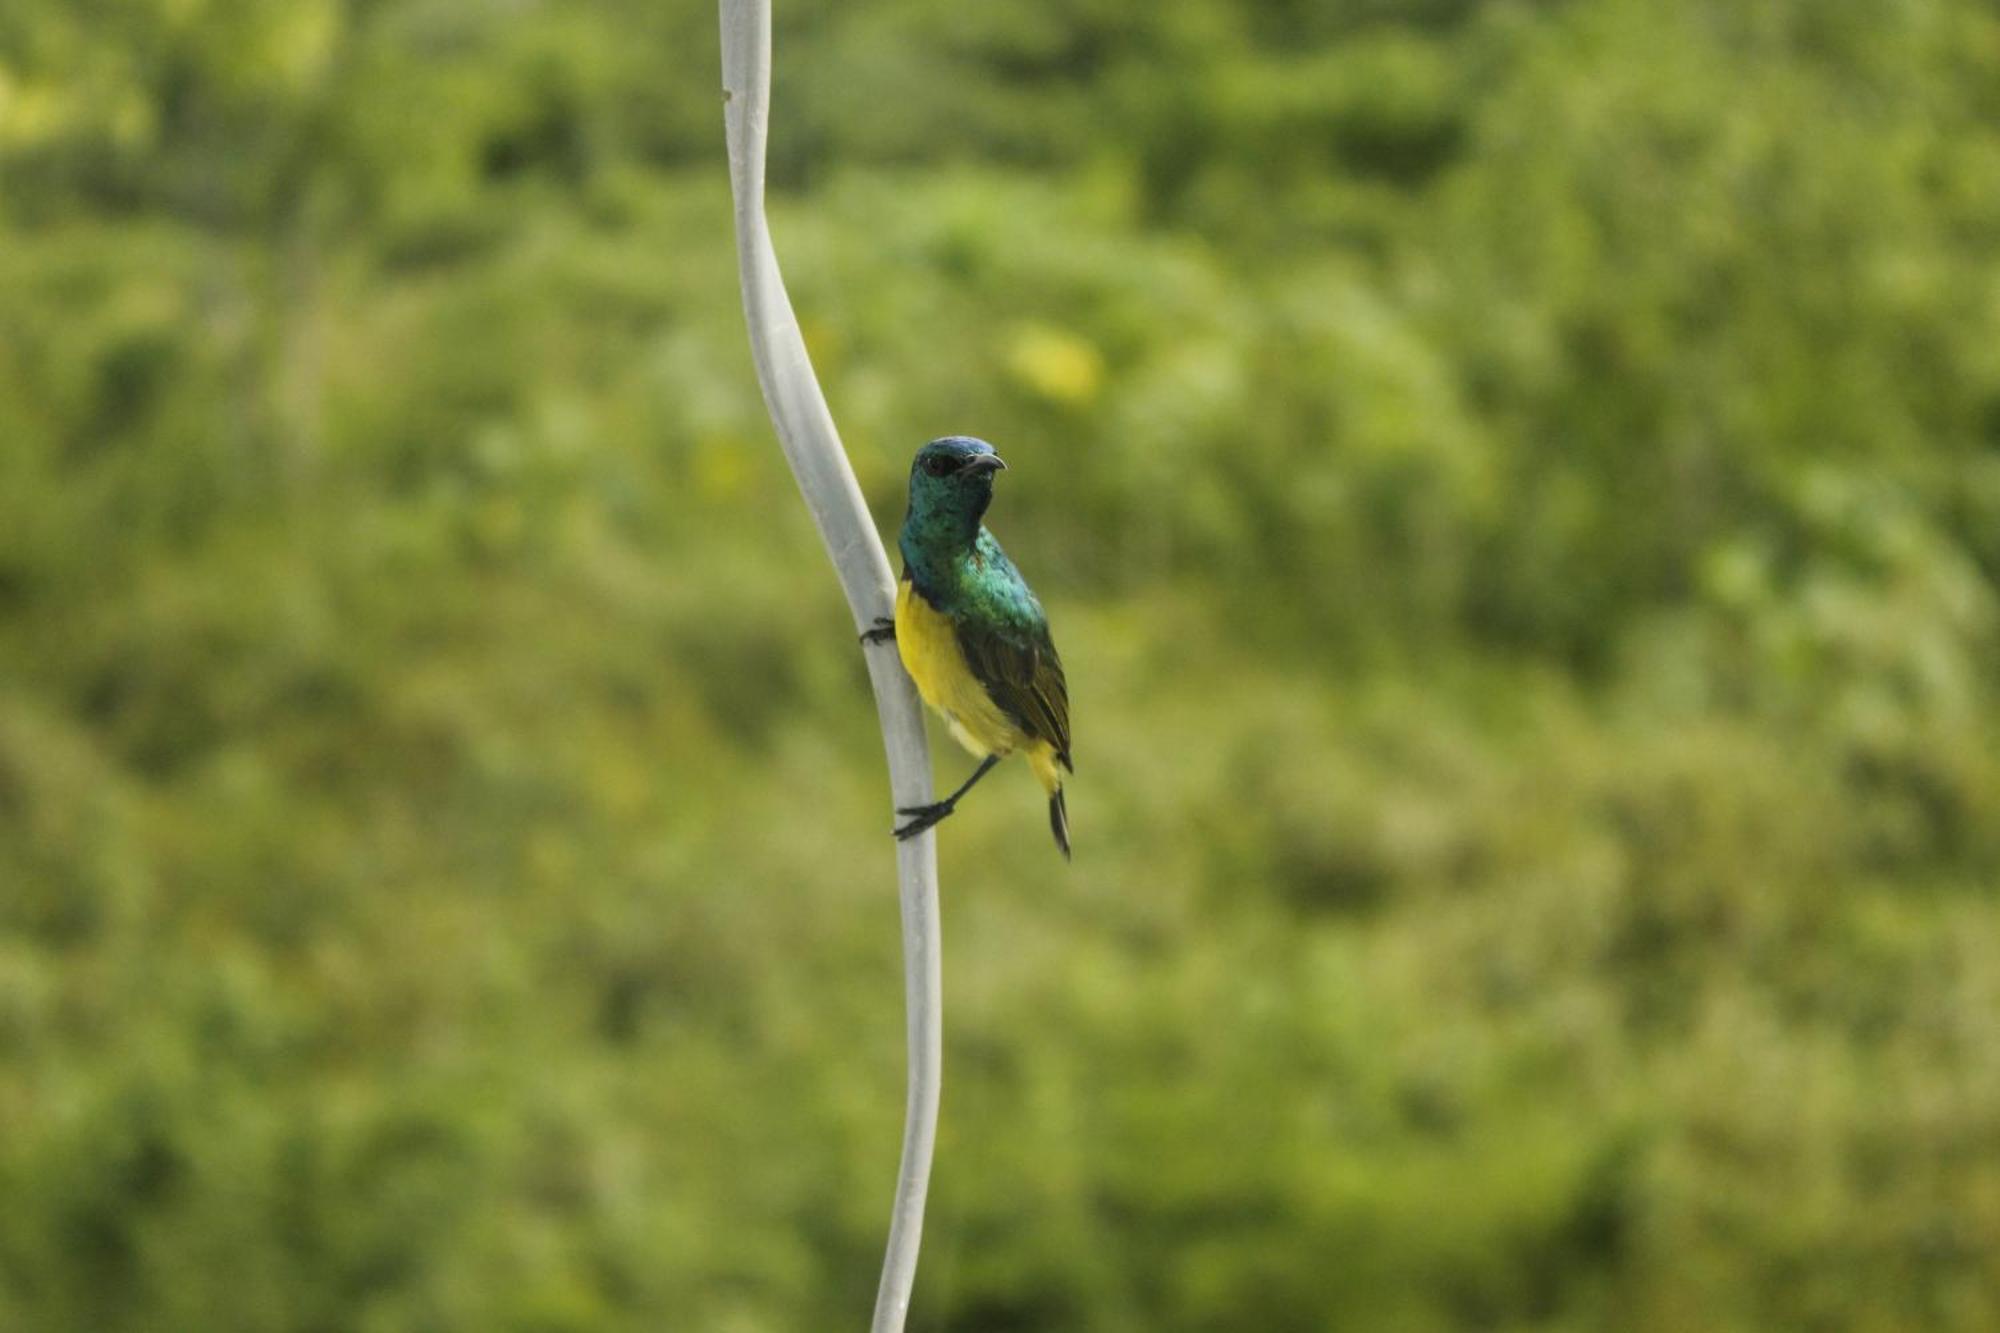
[861,436,1072,858]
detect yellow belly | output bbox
[896,578,1029,762]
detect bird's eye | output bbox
[924,455,955,477]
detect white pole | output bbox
[718,4,943,1329]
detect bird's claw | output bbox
[893,799,955,840]
[859,616,896,646]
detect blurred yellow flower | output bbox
[694,434,754,502]
[1005,322,1104,406]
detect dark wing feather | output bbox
[955,618,1072,771]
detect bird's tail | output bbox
[1029,743,1072,861]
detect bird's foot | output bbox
[859,616,896,645]
[893,798,957,840]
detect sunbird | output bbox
[862,436,1072,858]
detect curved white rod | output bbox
[718,3,943,1330]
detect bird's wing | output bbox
[955,616,1072,771]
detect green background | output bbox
[5,1,2000,1328]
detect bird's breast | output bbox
[895,577,1023,759]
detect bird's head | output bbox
[906,436,1007,530]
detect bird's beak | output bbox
[964,454,1007,474]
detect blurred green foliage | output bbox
[5,0,2000,1329]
